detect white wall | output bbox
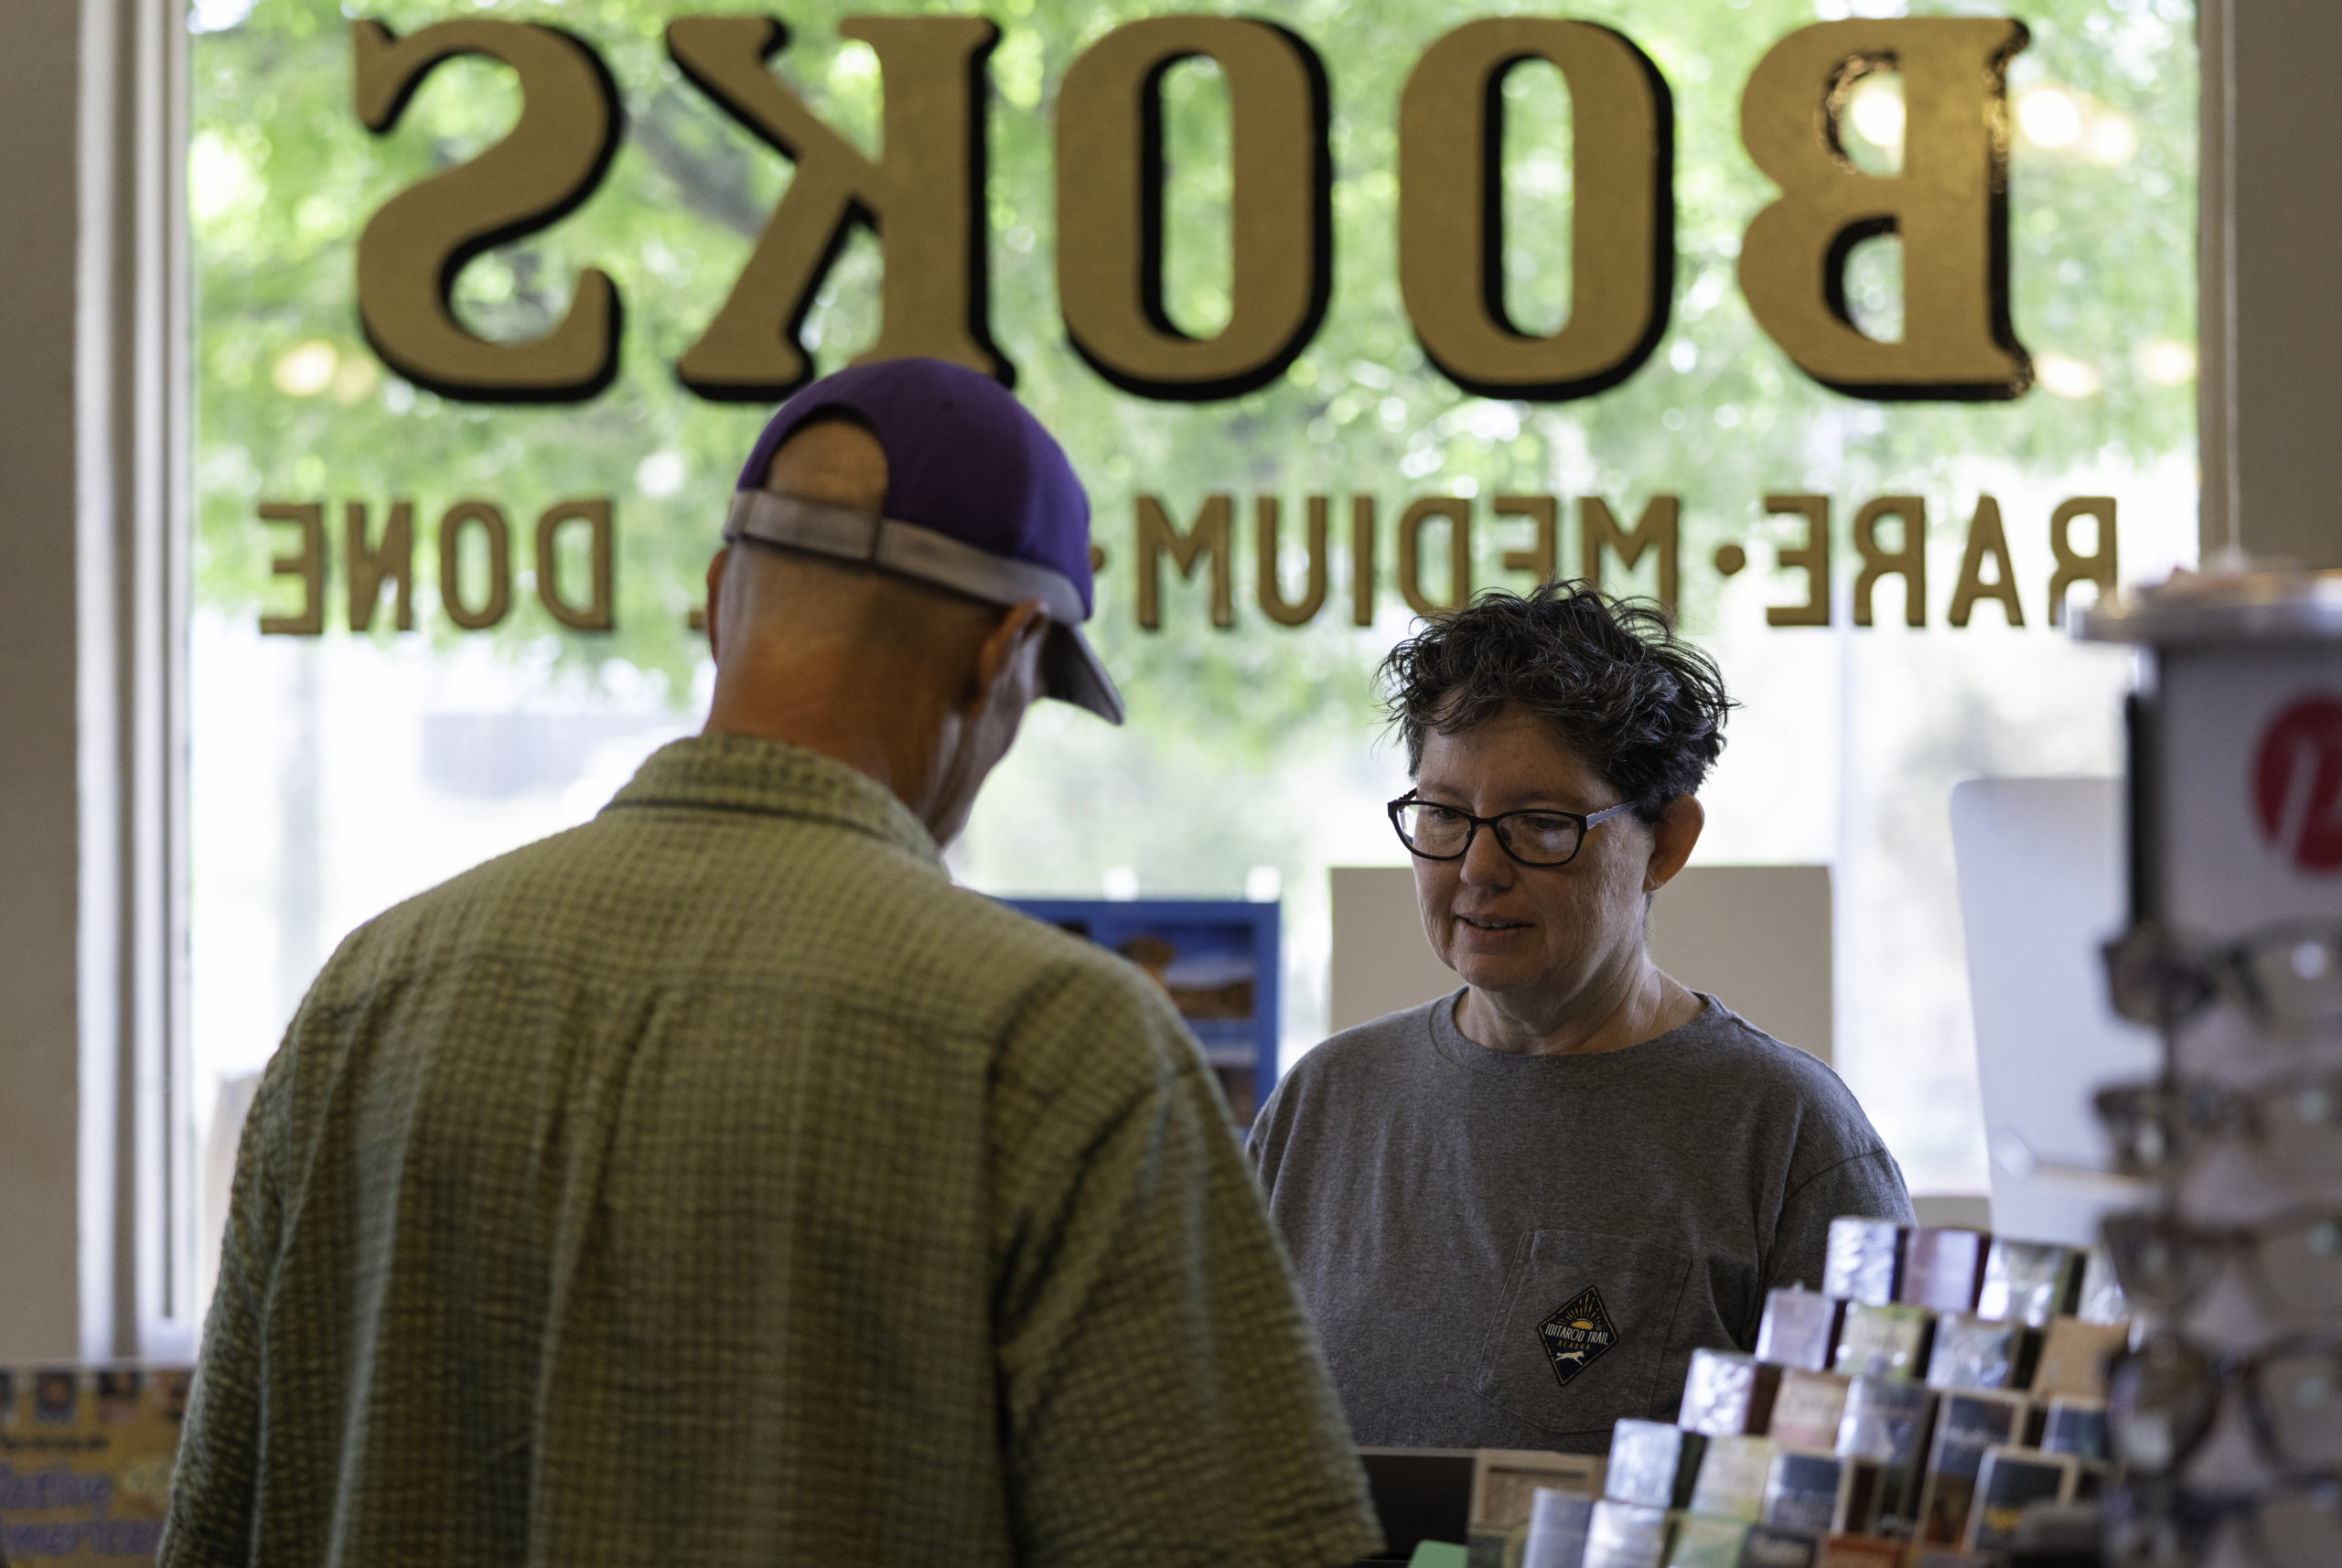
[1328,865,1833,1068]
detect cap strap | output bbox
[724,489,1089,626]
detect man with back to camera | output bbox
[162,358,1380,1568]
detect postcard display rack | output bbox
[1471,1223,2131,1568]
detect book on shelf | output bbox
[1975,1239,2083,1327]
[1766,1368,1852,1451]
[1832,1303,1936,1383]
[1759,1449,1850,1537]
[1962,1444,2079,1553]
[1832,1458,1885,1538]
[1822,1217,1905,1307]
[1519,1487,1596,1568]
[1605,1418,1704,1510]
[1582,1498,1671,1568]
[1686,1434,1778,1523]
[1755,1286,1845,1373]
[1913,1390,2032,1545]
[2039,1396,2109,1461]
[1661,1513,1748,1568]
[1833,1375,1939,1538]
[2075,1248,2130,1325]
[1471,1448,1606,1538]
[1737,1523,1822,1568]
[1677,1349,1781,1438]
[1925,1313,2043,1393]
[1818,1535,1903,1568]
[1898,1228,1990,1315]
[2030,1317,2130,1402]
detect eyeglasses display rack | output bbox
[2083,571,2342,1568]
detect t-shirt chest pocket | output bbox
[1475,1228,1698,1441]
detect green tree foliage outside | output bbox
[190,0,2197,1187]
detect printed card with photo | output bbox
[0,1363,192,1568]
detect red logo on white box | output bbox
[2256,696,2342,872]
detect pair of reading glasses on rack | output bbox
[2100,1208,2342,1319]
[2108,1330,2342,1478]
[2103,918,2342,1033]
[2096,1071,2342,1186]
[1388,795,1634,867]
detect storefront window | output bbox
[188,0,2198,1278]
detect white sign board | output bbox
[1949,777,2154,1246]
[1327,864,1832,1067]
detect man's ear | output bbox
[962,599,1048,715]
[703,548,730,660]
[1644,795,1705,893]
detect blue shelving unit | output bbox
[1000,897,1281,1124]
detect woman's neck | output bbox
[1456,957,1703,1058]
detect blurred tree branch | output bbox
[634,87,766,241]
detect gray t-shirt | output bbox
[1249,992,1914,1453]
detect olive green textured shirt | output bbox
[162,734,1378,1568]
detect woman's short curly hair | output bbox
[1379,581,1735,825]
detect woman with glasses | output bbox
[1249,581,1912,1452]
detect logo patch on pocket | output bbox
[1537,1286,1618,1388]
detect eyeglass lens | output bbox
[2108,1339,2218,1472]
[2103,1217,2222,1317]
[2254,1219,2342,1316]
[2103,921,2342,1031]
[2110,1337,2342,1477]
[2258,1345,2342,1471]
[2240,931,2342,1030]
[2115,1479,2342,1568]
[2256,1484,2342,1568]
[2096,1078,2342,1185]
[2259,1082,2342,1181]
[1396,801,1584,865]
[2104,1215,2342,1319]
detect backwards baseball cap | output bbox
[726,357,1123,725]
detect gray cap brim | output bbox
[1046,620,1125,725]
[725,489,1124,725]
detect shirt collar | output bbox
[604,732,942,867]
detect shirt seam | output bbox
[601,792,937,865]
[1782,1144,1898,1204]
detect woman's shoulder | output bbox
[1252,993,1455,1143]
[1663,997,1885,1145]
[1667,1006,1864,1104]
[1285,992,1458,1085]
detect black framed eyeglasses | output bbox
[1387,794,1634,867]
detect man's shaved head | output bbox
[715,414,996,660]
[702,412,1053,845]
[762,414,886,514]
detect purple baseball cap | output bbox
[725,357,1123,725]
